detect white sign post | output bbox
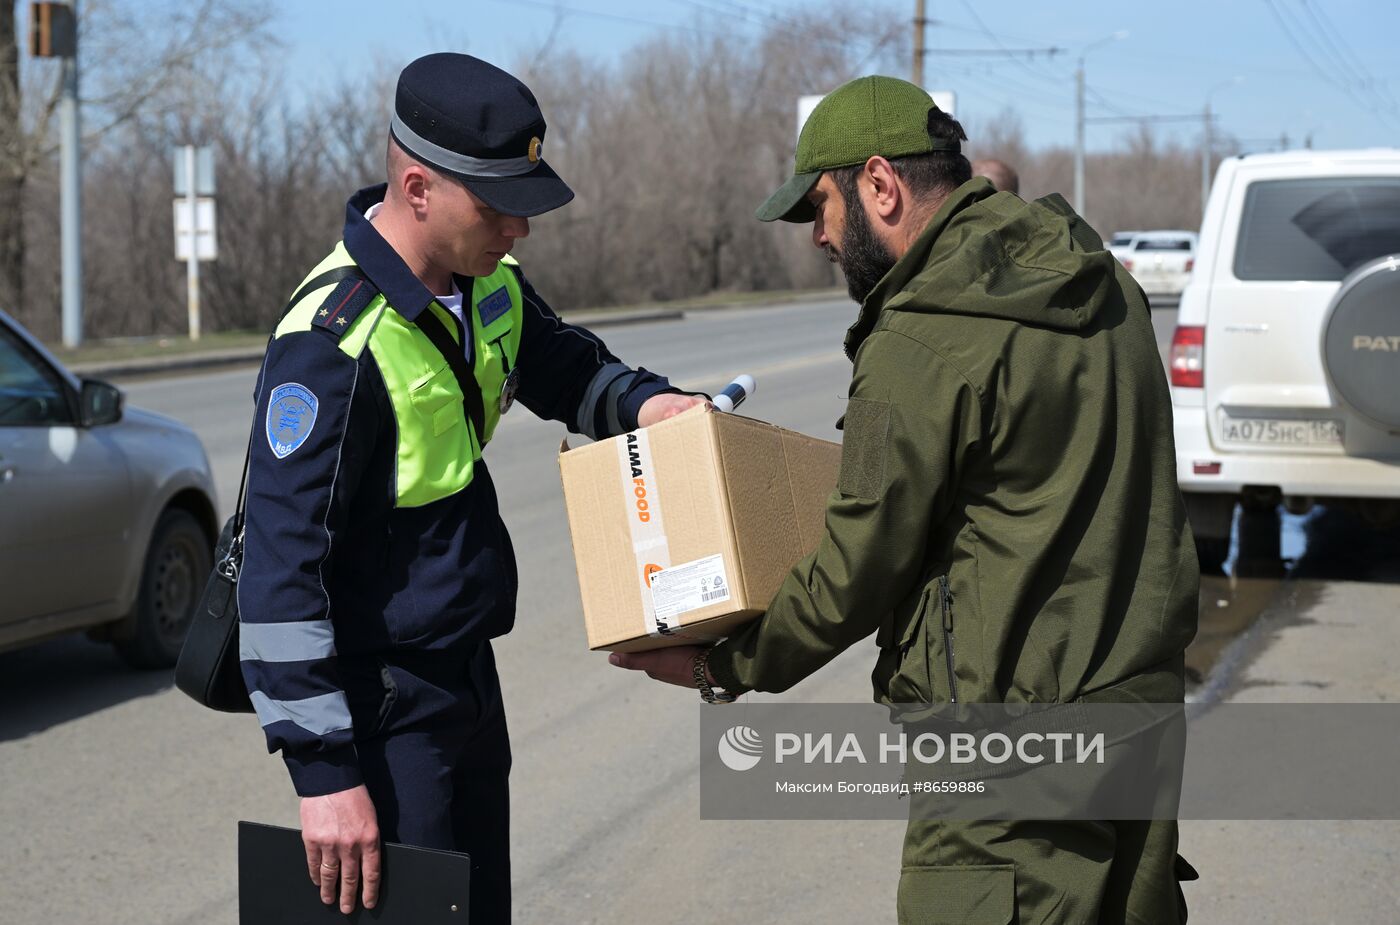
[173,145,216,340]
[797,94,824,147]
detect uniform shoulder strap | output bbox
[282,265,363,320]
[309,270,380,337]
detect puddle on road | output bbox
[1185,574,1281,687]
[1184,503,1400,691]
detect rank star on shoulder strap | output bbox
[311,271,379,337]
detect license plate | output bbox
[1217,414,1343,447]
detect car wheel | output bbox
[115,509,212,669]
[1194,535,1230,575]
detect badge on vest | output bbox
[477,286,512,326]
[266,382,319,459]
[499,368,520,414]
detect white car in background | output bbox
[1113,230,1198,297]
[1170,149,1400,571]
[1108,230,1146,262]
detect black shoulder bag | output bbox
[174,266,367,713]
[173,435,256,712]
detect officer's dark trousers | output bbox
[345,642,512,924]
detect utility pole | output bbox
[1201,78,1241,224]
[60,36,80,348]
[1073,31,1127,219]
[1201,102,1212,220]
[33,1,83,348]
[912,0,926,88]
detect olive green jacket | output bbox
[708,178,1198,705]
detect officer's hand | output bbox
[637,393,710,428]
[610,646,709,687]
[301,784,381,914]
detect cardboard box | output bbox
[559,406,840,652]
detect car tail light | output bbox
[1193,460,1221,475]
[1185,258,1194,272]
[1123,259,1134,271]
[1170,325,1204,388]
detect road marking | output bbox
[685,350,846,386]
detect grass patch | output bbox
[48,287,845,367]
[53,330,269,366]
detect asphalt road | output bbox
[2,296,1397,923]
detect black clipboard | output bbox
[238,821,470,923]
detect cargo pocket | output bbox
[409,363,464,437]
[876,584,935,705]
[897,864,1015,924]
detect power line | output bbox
[1085,114,1211,125]
[1296,0,1369,89]
[505,0,899,63]
[660,0,775,27]
[918,47,1063,58]
[1297,0,1400,113]
[953,0,1064,86]
[1261,0,1399,128]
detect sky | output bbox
[277,0,1400,155]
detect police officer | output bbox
[612,76,1198,923]
[237,53,702,922]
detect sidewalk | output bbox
[1181,578,1400,922]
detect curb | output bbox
[71,309,686,379]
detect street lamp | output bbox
[1074,30,1128,218]
[1202,77,1245,218]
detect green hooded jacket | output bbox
[707,178,1199,705]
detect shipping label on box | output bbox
[558,406,840,652]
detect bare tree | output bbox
[8,0,274,338]
[9,1,1237,342]
[0,3,21,313]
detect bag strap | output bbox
[226,265,372,567]
[414,305,488,451]
[284,265,367,316]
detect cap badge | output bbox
[527,136,543,164]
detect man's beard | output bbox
[826,193,897,304]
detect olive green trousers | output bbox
[897,817,1195,924]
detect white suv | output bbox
[1171,149,1400,571]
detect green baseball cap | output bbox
[757,75,960,223]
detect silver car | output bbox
[0,309,218,666]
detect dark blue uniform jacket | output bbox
[239,186,679,795]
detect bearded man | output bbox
[612,76,1199,924]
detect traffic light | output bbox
[30,2,77,59]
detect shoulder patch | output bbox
[266,382,319,459]
[477,286,512,326]
[312,275,378,336]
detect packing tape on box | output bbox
[619,429,677,637]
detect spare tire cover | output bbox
[1322,255,1400,429]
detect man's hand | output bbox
[609,646,711,688]
[637,393,710,428]
[300,784,381,914]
